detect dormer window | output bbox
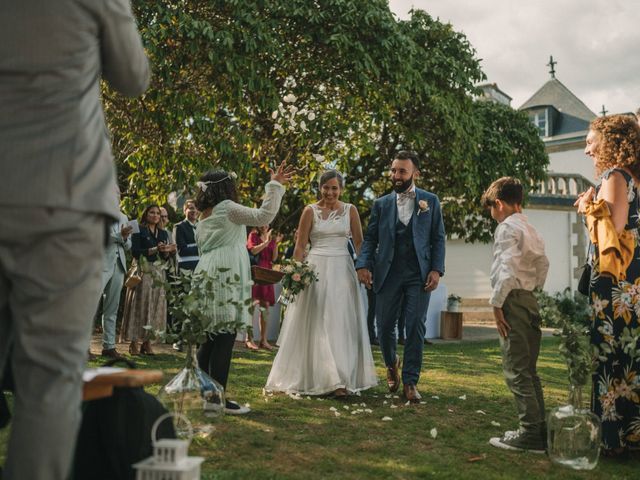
[530,109,548,137]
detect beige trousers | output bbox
[0,207,105,480]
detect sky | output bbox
[389,0,640,115]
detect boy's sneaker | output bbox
[224,400,251,415]
[489,429,546,454]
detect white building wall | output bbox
[548,148,595,183]
[443,209,582,298]
[444,240,493,298]
[526,209,579,294]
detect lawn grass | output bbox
[2,337,639,479]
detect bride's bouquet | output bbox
[275,258,318,305]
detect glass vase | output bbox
[547,385,601,470]
[157,343,225,433]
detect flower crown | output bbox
[196,172,237,192]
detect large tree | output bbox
[105,1,547,241]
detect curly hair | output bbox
[194,170,238,211]
[590,115,640,178]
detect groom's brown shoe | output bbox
[386,355,401,392]
[403,384,421,403]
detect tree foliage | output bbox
[105,0,547,241]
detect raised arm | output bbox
[227,181,285,227]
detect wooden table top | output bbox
[83,369,163,401]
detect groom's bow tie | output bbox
[397,191,416,204]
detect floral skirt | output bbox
[589,273,640,450]
[120,262,166,342]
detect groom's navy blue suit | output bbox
[356,188,445,385]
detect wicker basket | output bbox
[251,266,285,285]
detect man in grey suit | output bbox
[0,1,149,478]
[356,151,446,403]
[99,206,133,359]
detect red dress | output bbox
[247,231,276,305]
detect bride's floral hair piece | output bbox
[318,169,344,188]
[195,170,238,210]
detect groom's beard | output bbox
[393,177,414,193]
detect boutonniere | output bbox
[417,199,429,216]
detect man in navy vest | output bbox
[175,199,199,271]
[356,151,445,403]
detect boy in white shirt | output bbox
[482,177,550,453]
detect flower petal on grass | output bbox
[467,454,487,463]
[381,416,393,421]
[390,405,398,409]
[431,396,440,400]
[430,428,438,439]
[458,395,467,401]
[491,421,501,427]
[330,407,337,412]
[334,411,341,417]
[475,410,487,415]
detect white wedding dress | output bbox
[265,203,378,395]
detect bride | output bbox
[265,170,377,396]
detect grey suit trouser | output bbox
[0,207,105,480]
[101,263,125,350]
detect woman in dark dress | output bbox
[121,204,176,355]
[576,115,640,456]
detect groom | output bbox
[356,151,445,402]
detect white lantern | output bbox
[133,413,204,480]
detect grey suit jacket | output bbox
[0,0,150,219]
[104,212,131,274]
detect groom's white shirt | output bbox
[396,184,416,226]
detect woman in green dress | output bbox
[194,162,293,414]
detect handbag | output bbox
[577,263,591,296]
[124,261,142,289]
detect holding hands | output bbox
[357,268,373,289]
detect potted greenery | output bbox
[149,265,253,420]
[544,289,600,470]
[447,294,462,312]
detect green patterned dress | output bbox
[588,168,640,450]
[195,181,285,333]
